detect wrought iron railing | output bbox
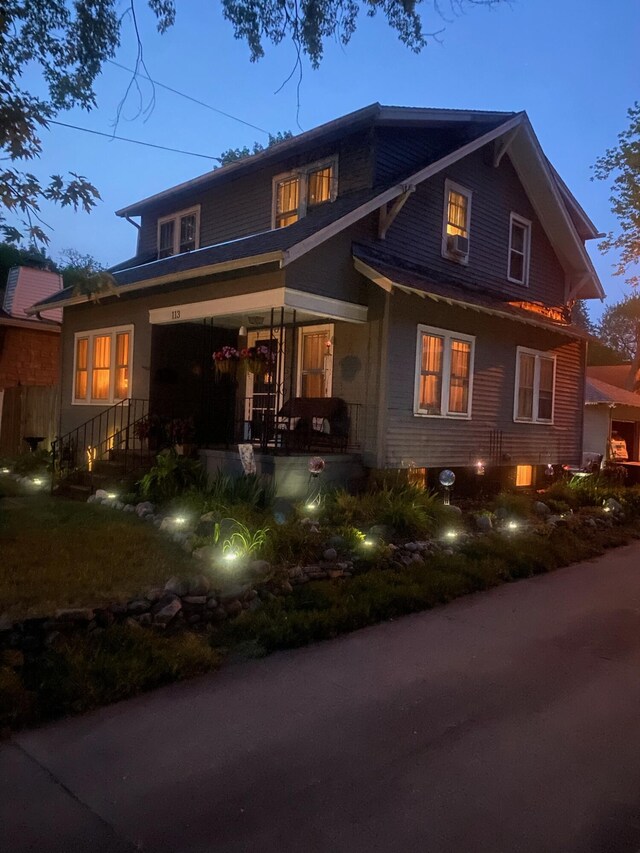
[51,398,150,492]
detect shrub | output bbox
[323,484,446,538]
[138,450,207,503]
[204,470,275,512]
[493,491,533,518]
[11,449,52,476]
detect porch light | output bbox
[238,325,247,337]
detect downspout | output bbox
[124,215,141,258]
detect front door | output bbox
[297,324,334,398]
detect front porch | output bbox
[148,286,369,462]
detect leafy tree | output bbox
[1,1,507,245]
[57,249,116,299]
[593,103,640,288]
[218,131,293,166]
[596,295,640,388]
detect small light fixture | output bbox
[173,516,187,526]
[363,538,375,547]
[1,467,9,474]
[507,520,519,531]
[32,478,43,486]
[107,492,117,500]
[475,460,485,476]
[224,551,239,562]
[603,506,611,514]
[238,325,247,337]
[305,502,318,512]
[445,530,458,540]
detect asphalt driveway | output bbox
[4,541,640,852]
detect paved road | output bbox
[4,543,640,852]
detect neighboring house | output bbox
[584,371,640,468]
[0,266,62,455]
[587,363,639,393]
[28,103,604,495]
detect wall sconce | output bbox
[238,325,247,337]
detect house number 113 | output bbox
[171,309,181,320]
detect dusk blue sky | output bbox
[26,0,639,318]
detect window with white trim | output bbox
[157,207,200,259]
[508,213,531,285]
[272,159,337,229]
[73,326,133,405]
[414,325,475,418]
[442,179,472,263]
[514,347,555,423]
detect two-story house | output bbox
[29,103,604,495]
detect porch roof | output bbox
[585,377,640,409]
[147,286,368,326]
[352,244,590,340]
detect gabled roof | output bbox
[585,376,640,409]
[29,107,604,313]
[587,364,637,390]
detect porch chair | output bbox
[277,397,350,453]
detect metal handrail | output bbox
[51,398,150,492]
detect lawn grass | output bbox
[0,492,195,620]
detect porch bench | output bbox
[277,397,350,453]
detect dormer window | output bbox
[272,159,337,229]
[157,206,200,259]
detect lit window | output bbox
[157,207,200,259]
[414,325,474,418]
[508,213,531,285]
[272,159,337,229]
[514,347,556,423]
[516,465,533,487]
[73,326,133,405]
[442,179,472,262]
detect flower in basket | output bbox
[213,345,241,376]
[245,344,277,375]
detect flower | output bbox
[213,345,241,362]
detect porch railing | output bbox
[51,398,150,492]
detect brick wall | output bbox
[0,326,60,389]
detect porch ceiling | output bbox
[148,286,368,327]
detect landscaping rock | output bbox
[534,501,551,516]
[206,597,219,610]
[443,504,463,515]
[123,504,136,513]
[280,581,294,594]
[153,598,182,626]
[182,595,207,606]
[136,613,152,627]
[159,517,175,532]
[145,588,164,603]
[219,584,252,602]
[54,608,95,622]
[195,516,218,537]
[87,494,101,504]
[605,497,623,514]
[127,600,150,615]
[124,616,142,630]
[164,577,189,596]
[136,501,155,517]
[323,548,338,562]
[95,489,109,500]
[475,514,493,532]
[404,542,418,552]
[248,560,271,577]
[188,575,211,595]
[192,546,215,563]
[225,599,243,617]
[326,534,346,549]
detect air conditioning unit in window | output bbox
[448,234,469,258]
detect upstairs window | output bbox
[508,213,531,285]
[442,179,472,263]
[73,326,133,405]
[414,325,474,418]
[272,159,337,229]
[157,207,200,259]
[514,347,555,423]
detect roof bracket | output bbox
[378,186,415,239]
[566,272,590,303]
[493,127,520,168]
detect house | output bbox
[583,370,640,480]
[28,103,604,496]
[0,266,62,455]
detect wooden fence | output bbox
[0,385,59,456]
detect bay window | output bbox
[414,325,474,418]
[73,326,133,405]
[514,347,555,423]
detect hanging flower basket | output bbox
[244,345,276,376]
[246,358,268,376]
[213,346,241,379]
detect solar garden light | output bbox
[439,469,456,506]
[304,457,325,512]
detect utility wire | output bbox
[48,119,220,161]
[107,59,270,137]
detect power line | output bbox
[48,119,220,161]
[106,59,270,137]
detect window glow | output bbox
[515,465,533,487]
[74,327,132,405]
[416,326,474,418]
[514,348,556,423]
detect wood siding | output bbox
[384,291,585,469]
[135,130,374,261]
[381,146,568,307]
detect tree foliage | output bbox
[218,131,293,166]
[1,0,507,246]
[596,295,640,370]
[593,103,640,288]
[571,299,595,335]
